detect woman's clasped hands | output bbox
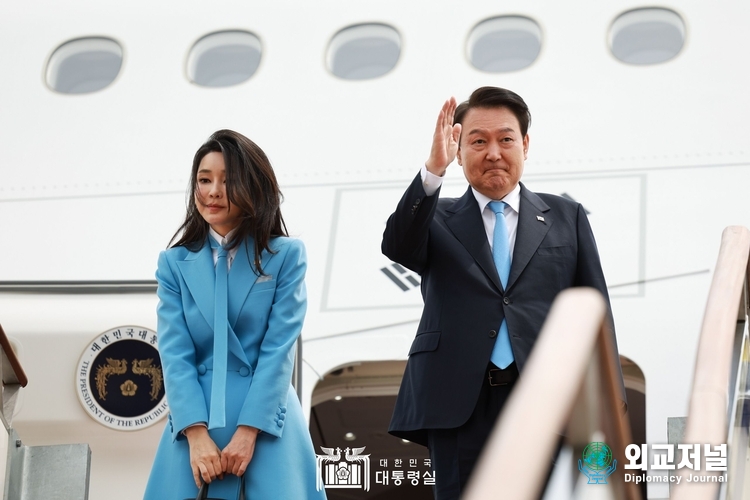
[184,425,259,488]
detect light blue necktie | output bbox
[208,238,228,429]
[488,201,515,369]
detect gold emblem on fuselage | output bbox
[76,326,168,431]
[95,358,127,400]
[132,359,164,401]
[120,380,138,396]
[94,358,163,401]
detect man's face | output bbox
[457,106,529,200]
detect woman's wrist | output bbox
[236,425,260,436]
[184,424,209,441]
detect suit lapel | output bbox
[227,238,277,366]
[176,239,216,329]
[445,187,504,293]
[227,237,278,328]
[507,184,552,290]
[175,237,265,367]
[227,237,256,329]
[224,239,253,366]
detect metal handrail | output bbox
[0,326,26,388]
[673,226,750,500]
[464,288,639,500]
[0,325,92,499]
[0,325,27,431]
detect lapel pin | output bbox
[537,215,545,223]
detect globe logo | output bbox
[583,442,613,471]
[578,441,617,484]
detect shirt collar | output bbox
[208,226,237,247]
[472,182,521,215]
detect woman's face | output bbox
[195,151,243,236]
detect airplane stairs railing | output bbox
[0,324,91,500]
[463,287,641,500]
[673,226,750,500]
[464,226,750,500]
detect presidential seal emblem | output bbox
[76,326,168,430]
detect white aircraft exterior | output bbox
[0,1,748,498]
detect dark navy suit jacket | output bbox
[382,173,626,446]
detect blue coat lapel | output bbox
[176,237,254,367]
[227,238,256,329]
[228,238,279,366]
[227,239,278,328]
[226,238,258,367]
[176,239,215,329]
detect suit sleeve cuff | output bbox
[420,165,444,196]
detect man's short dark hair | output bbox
[454,86,532,137]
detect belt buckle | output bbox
[488,368,509,387]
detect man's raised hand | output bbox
[425,97,462,177]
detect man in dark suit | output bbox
[382,87,626,499]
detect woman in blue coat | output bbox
[144,130,326,499]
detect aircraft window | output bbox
[327,23,401,80]
[609,8,685,65]
[45,37,123,94]
[467,16,542,73]
[187,31,262,87]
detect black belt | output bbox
[488,363,518,387]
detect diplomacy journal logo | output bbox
[575,441,728,486]
[624,443,727,484]
[578,442,617,484]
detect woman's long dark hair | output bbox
[169,129,288,275]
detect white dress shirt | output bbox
[420,165,520,260]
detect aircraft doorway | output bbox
[308,356,646,499]
[309,361,432,500]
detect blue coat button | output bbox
[278,413,285,421]
[197,364,207,375]
[239,367,250,377]
[279,406,287,413]
[277,420,284,428]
